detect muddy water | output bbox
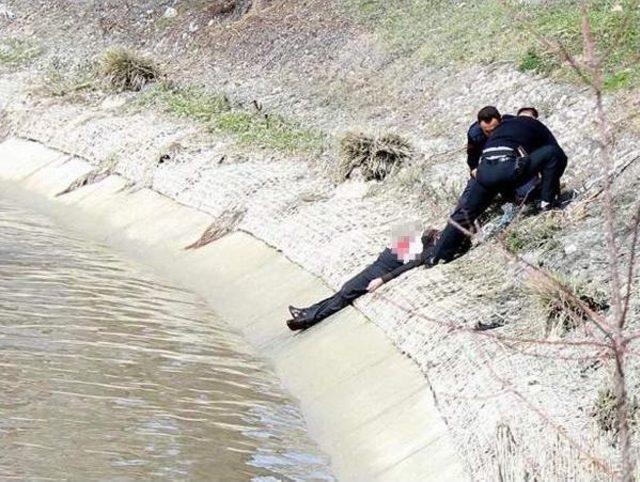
[0,197,333,481]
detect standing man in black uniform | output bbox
[431,111,568,264]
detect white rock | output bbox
[163,7,178,18]
[188,21,198,32]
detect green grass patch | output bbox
[140,83,230,121]
[343,0,640,90]
[137,83,327,155]
[0,38,43,67]
[504,213,562,253]
[518,48,558,74]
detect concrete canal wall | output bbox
[0,137,465,481]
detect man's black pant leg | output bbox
[432,178,495,263]
[524,145,567,203]
[302,260,398,323]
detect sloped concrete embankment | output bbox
[0,137,466,482]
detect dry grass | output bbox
[185,207,246,249]
[525,271,609,334]
[337,131,412,182]
[100,48,160,92]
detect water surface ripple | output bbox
[0,197,333,481]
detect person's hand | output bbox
[470,168,477,178]
[367,278,384,292]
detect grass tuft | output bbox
[525,271,609,334]
[100,48,160,92]
[338,131,412,182]
[592,387,639,439]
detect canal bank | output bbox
[0,137,466,481]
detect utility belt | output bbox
[477,146,530,188]
[480,146,527,164]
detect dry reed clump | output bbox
[100,48,160,92]
[185,206,246,250]
[337,132,412,182]
[525,271,609,334]
[592,388,639,439]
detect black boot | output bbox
[288,305,307,320]
[286,317,318,331]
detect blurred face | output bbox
[390,221,423,262]
[480,118,501,137]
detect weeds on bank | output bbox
[338,131,412,182]
[504,213,563,253]
[344,0,640,90]
[100,48,160,92]
[38,57,97,97]
[0,38,43,67]
[137,82,327,155]
[525,271,609,334]
[592,388,639,439]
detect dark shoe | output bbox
[288,305,307,320]
[286,317,317,331]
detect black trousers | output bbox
[432,144,567,264]
[302,252,402,324]
[521,144,567,203]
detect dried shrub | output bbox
[592,388,639,439]
[100,48,159,92]
[338,131,412,182]
[525,271,609,334]
[185,207,246,250]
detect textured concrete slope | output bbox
[0,137,466,481]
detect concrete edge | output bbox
[0,137,467,482]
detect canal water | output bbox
[0,196,334,481]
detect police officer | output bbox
[431,107,568,264]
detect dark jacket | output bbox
[466,114,515,170]
[484,116,561,155]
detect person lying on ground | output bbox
[430,109,568,265]
[286,223,448,331]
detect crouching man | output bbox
[286,223,444,331]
